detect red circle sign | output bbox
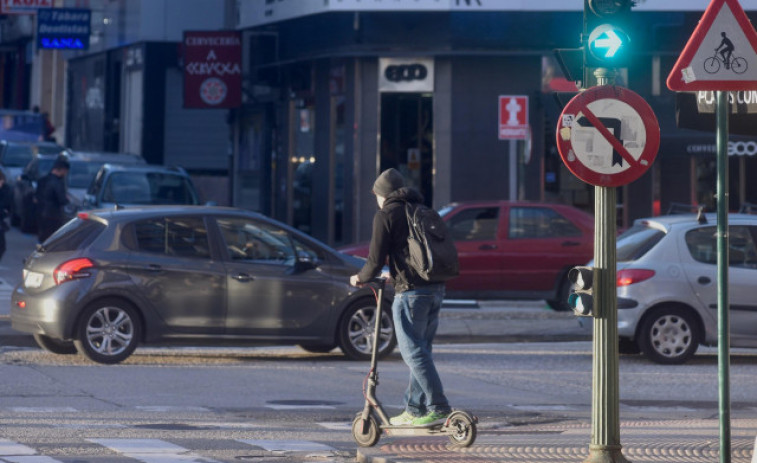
[556,85,660,187]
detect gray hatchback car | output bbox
[11,206,395,364]
[606,213,757,364]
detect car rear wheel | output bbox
[338,299,396,361]
[638,306,700,364]
[74,298,141,364]
[33,334,77,355]
[546,274,572,312]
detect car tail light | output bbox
[77,212,90,220]
[53,258,95,285]
[617,269,655,287]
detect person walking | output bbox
[349,168,452,426]
[37,157,70,243]
[0,171,12,261]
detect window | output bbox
[509,207,581,239]
[217,218,296,264]
[685,225,757,268]
[103,172,198,205]
[130,216,210,259]
[446,207,499,241]
[43,218,105,252]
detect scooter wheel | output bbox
[352,414,380,447]
[446,411,477,448]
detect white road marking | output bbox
[7,407,77,413]
[90,439,221,463]
[135,406,211,413]
[265,404,335,410]
[0,439,64,463]
[238,439,336,452]
[317,421,351,431]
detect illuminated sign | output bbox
[37,8,91,50]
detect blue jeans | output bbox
[392,284,451,417]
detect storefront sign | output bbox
[499,95,529,140]
[2,0,52,14]
[379,58,434,92]
[37,8,91,50]
[686,140,757,155]
[556,85,660,187]
[183,30,242,109]
[676,91,757,134]
[695,90,757,113]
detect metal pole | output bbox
[509,139,517,200]
[716,89,731,463]
[584,68,629,463]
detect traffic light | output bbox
[568,266,594,316]
[584,0,633,68]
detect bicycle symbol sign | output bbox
[668,0,757,91]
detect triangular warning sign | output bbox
[667,0,757,91]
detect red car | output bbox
[338,201,594,310]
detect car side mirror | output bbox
[293,254,318,272]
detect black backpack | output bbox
[404,202,459,282]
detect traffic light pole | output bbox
[585,68,630,463]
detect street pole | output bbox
[585,67,629,463]
[716,89,731,463]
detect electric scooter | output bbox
[351,277,478,448]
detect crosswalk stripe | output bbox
[0,439,63,463]
[89,439,222,463]
[265,404,335,410]
[317,421,352,431]
[0,439,36,455]
[8,407,77,413]
[238,440,336,452]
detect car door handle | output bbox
[697,276,711,285]
[232,273,253,282]
[478,244,497,250]
[561,241,580,247]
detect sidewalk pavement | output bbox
[357,417,757,463]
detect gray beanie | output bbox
[372,168,405,197]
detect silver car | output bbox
[610,213,757,364]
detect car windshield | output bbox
[103,171,199,205]
[68,161,109,189]
[37,158,56,177]
[3,145,34,167]
[616,223,665,262]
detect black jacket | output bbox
[38,173,68,220]
[357,187,432,293]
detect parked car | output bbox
[0,140,64,190]
[11,206,396,364]
[64,150,146,215]
[11,152,66,232]
[601,212,757,364]
[339,200,595,309]
[82,164,201,210]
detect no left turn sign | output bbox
[556,86,660,187]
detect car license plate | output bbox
[24,271,44,288]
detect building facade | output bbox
[231,1,757,247]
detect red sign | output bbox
[667,0,757,91]
[2,0,53,14]
[556,86,660,188]
[183,31,242,109]
[498,95,528,140]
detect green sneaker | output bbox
[389,410,415,426]
[412,411,449,426]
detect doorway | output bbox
[379,93,433,206]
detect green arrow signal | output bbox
[594,30,622,57]
[588,24,630,63]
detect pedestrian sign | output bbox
[556,86,659,188]
[667,0,757,91]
